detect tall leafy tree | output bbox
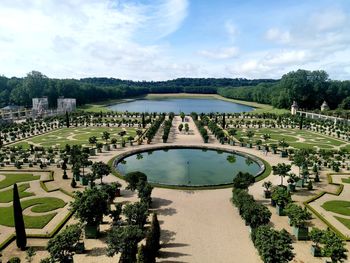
[107,225,143,262]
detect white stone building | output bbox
[57,97,76,113]
[32,97,49,114]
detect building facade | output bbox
[57,97,76,113]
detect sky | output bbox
[0,0,350,80]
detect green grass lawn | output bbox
[0,173,40,189]
[12,127,138,149]
[0,197,66,228]
[335,216,350,231]
[322,200,350,216]
[233,128,347,150]
[0,183,34,203]
[341,177,350,184]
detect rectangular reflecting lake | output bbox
[108,97,254,113]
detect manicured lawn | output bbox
[12,127,138,149]
[341,177,350,184]
[0,173,40,189]
[233,128,347,150]
[322,200,350,216]
[0,183,34,203]
[0,197,66,228]
[335,216,350,230]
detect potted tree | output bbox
[70,188,109,238]
[270,143,278,154]
[279,139,289,157]
[285,204,311,240]
[262,181,273,198]
[309,228,324,257]
[271,186,291,216]
[287,173,299,192]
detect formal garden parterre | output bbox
[2,110,350,262]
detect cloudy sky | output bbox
[0,0,350,80]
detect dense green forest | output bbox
[218,70,350,110]
[0,69,349,110]
[0,71,274,108]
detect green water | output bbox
[116,148,261,186]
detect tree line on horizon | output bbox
[0,69,349,110]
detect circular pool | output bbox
[115,147,264,187]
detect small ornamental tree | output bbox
[123,201,149,229]
[146,213,161,258]
[180,112,185,122]
[273,163,291,186]
[137,244,151,263]
[13,183,27,250]
[91,161,111,184]
[125,171,148,191]
[70,188,109,238]
[65,112,70,128]
[323,230,348,263]
[232,172,255,189]
[47,224,82,263]
[88,136,97,146]
[271,186,291,214]
[241,202,271,229]
[107,225,143,262]
[102,131,110,143]
[137,180,153,207]
[251,226,294,263]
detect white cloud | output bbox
[0,0,190,80]
[198,47,239,59]
[225,20,239,42]
[265,28,291,44]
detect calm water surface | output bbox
[116,148,261,186]
[108,98,253,113]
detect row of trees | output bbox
[231,172,294,263]
[0,71,273,108]
[218,69,350,110]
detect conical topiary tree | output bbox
[146,213,161,258]
[13,183,27,250]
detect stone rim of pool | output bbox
[113,145,265,188]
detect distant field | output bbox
[12,127,138,149]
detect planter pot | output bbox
[240,143,245,147]
[85,224,100,239]
[264,190,271,199]
[276,204,285,216]
[293,226,309,240]
[115,188,121,197]
[271,199,276,207]
[103,145,110,151]
[80,176,88,186]
[256,145,261,150]
[89,149,96,156]
[280,151,288,158]
[129,141,133,146]
[88,181,95,189]
[74,174,80,181]
[74,241,85,254]
[310,245,322,257]
[287,184,296,192]
[272,149,277,154]
[97,149,102,153]
[247,143,252,148]
[112,144,117,149]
